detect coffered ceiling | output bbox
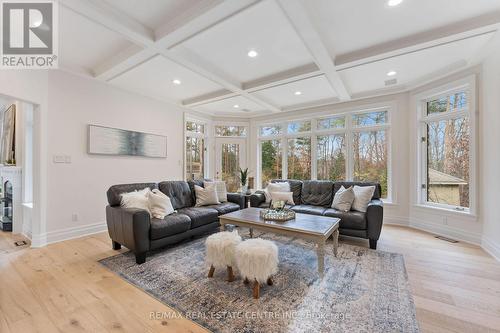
[59,0,500,117]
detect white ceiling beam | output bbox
[276,0,351,101]
[87,0,258,81]
[60,0,154,47]
[166,46,281,112]
[243,63,321,91]
[182,90,237,107]
[335,12,500,70]
[63,0,280,112]
[155,0,257,48]
[182,64,321,107]
[93,45,153,80]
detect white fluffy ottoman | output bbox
[205,230,242,282]
[235,238,279,299]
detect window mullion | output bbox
[346,114,354,181]
[311,119,318,180]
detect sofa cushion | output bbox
[194,184,220,207]
[333,181,382,200]
[291,204,327,216]
[301,180,334,206]
[205,202,240,215]
[257,202,270,208]
[150,213,191,240]
[107,183,157,206]
[159,181,193,209]
[177,207,219,228]
[272,179,303,205]
[323,208,367,230]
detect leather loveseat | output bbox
[106,180,245,264]
[250,179,384,249]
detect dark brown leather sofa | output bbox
[250,179,384,249]
[106,180,245,264]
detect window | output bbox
[220,143,240,192]
[287,137,311,179]
[186,121,204,134]
[185,119,206,180]
[257,109,391,199]
[215,125,247,137]
[260,124,282,136]
[419,85,473,212]
[287,120,311,134]
[426,91,467,115]
[353,130,388,197]
[317,116,345,130]
[352,111,388,127]
[185,137,204,180]
[261,140,282,187]
[317,134,346,180]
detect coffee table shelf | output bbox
[219,207,340,277]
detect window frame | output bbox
[416,76,477,215]
[256,107,392,201]
[184,116,209,181]
[214,124,248,138]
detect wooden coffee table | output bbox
[219,207,340,276]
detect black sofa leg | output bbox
[112,241,121,250]
[369,239,377,250]
[135,252,147,264]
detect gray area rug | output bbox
[100,230,419,333]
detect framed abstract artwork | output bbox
[88,125,167,158]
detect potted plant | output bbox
[239,167,249,194]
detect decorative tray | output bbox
[259,208,295,222]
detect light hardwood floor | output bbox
[1,225,500,333]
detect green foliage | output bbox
[239,167,249,186]
[261,140,281,187]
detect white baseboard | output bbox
[384,216,410,226]
[31,222,107,247]
[482,236,500,262]
[409,218,481,245]
[30,232,47,248]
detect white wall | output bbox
[44,70,185,241]
[480,38,500,260]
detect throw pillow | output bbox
[270,191,295,205]
[264,182,290,203]
[331,186,355,212]
[352,185,376,213]
[120,188,151,215]
[148,189,175,219]
[204,181,228,202]
[195,184,220,207]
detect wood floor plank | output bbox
[1,225,500,333]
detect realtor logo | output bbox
[1,0,58,68]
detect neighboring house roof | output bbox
[428,169,467,185]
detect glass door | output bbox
[216,138,246,192]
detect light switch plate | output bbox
[53,155,65,163]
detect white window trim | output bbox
[415,75,477,216]
[213,121,249,138]
[184,114,210,180]
[256,104,393,202]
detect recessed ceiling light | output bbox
[172,79,181,85]
[387,0,403,6]
[387,70,397,76]
[247,50,258,58]
[233,104,240,108]
[294,91,302,96]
